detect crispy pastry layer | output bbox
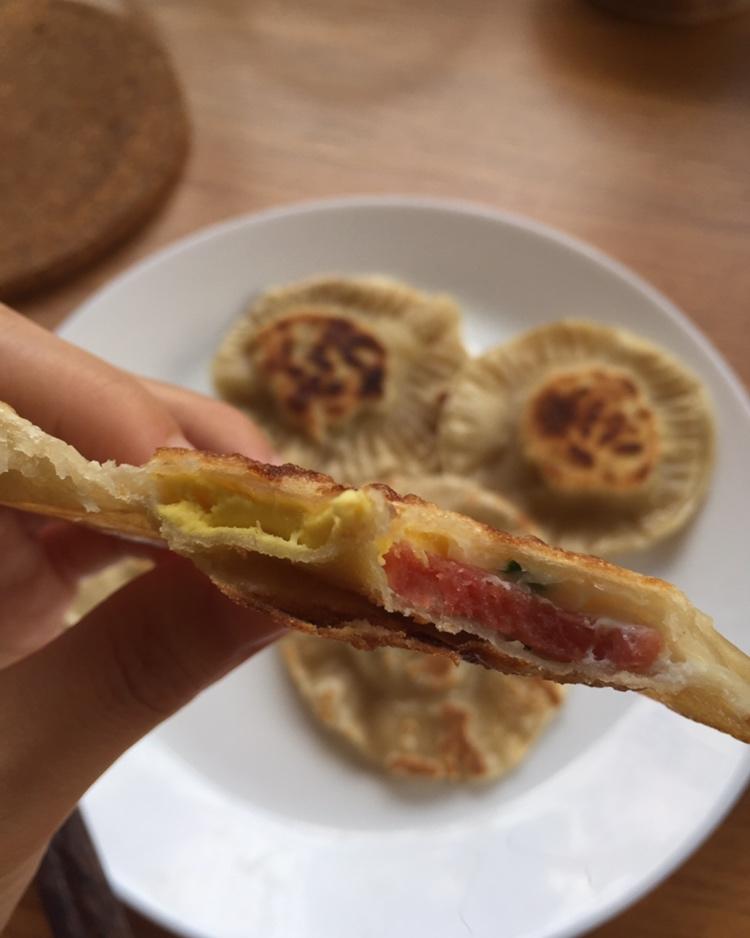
[0,402,747,741]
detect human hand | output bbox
[0,305,285,926]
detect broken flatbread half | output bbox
[0,402,747,742]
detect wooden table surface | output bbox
[8,1,750,936]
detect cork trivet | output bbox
[0,0,189,299]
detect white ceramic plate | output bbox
[64,198,750,938]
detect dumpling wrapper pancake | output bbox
[439,320,715,556]
[282,634,565,781]
[213,276,468,484]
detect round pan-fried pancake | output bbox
[1,402,747,743]
[439,320,715,556]
[212,276,467,483]
[282,634,565,781]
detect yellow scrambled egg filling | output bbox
[156,483,377,554]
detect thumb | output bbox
[0,557,286,863]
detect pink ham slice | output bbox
[383,543,663,672]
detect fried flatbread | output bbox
[1,402,747,742]
[282,634,565,781]
[212,276,467,483]
[439,321,715,556]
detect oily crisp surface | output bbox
[281,633,565,781]
[520,366,661,496]
[248,313,387,442]
[212,276,467,483]
[439,320,715,556]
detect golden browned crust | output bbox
[212,275,468,483]
[439,320,715,556]
[152,447,652,591]
[243,313,387,441]
[151,446,350,496]
[520,366,661,496]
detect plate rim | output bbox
[68,194,750,938]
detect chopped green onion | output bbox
[502,560,546,593]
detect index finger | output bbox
[0,306,185,465]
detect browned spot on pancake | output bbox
[615,442,643,455]
[599,412,626,445]
[438,703,487,777]
[534,390,581,436]
[520,367,661,496]
[361,367,384,397]
[579,399,604,438]
[568,445,594,467]
[287,397,307,414]
[251,312,387,440]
